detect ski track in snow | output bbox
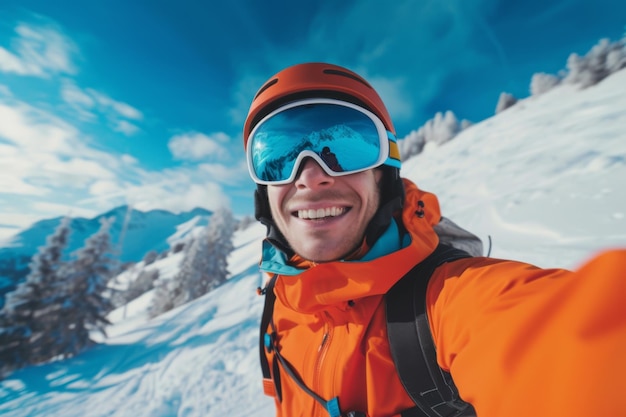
[1,70,626,417]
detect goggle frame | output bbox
[246,98,397,185]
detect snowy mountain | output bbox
[0,205,213,262]
[0,69,624,417]
[0,206,213,305]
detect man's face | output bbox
[267,158,383,262]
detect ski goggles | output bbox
[246,98,401,185]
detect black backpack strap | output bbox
[386,244,476,417]
[259,274,282,401]
[259,274,345,416]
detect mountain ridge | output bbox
[0,205,214,302]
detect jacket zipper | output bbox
[313,311,333,415]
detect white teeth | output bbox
[298,207,345,219]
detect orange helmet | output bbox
[245,63,405,240]
[243,62,396,149]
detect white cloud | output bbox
[114,120,141,136]
[61,81,94,106]
[0,201,98,243]
[0,212,42,243]
[0,174,46,196]
[0,84,12,97]
[0,97,129,206]
[130,182,230,213]
[0,85,245,234]
[168,132,230,161]
[198,160,249,186]
[89,180,123,197]
[0,48,28,74]
[60,78,96,120]
[80,167,233,214]
[0,22,77,77]
[121,154,139,165]
[31,201,97,219]
[0,143,54,196]
[59,81,144,135]
[0,101,81,154]
[87,89,143,120]
[42,157,116,183]
[0,17,252,235]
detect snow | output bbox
[1,69,626,417]
[405,70,626,269]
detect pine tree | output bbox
[179,230,211,301]
[399,111,472,160]
[204,207,235,292]
[149,272,184,318]
[564,37,626,88]
[495,92,518,114]
[237,215,256,231]
[0,217,71,374]
[149,207,236,317]
[124,268,159,304]
[58,217,116,357]
[150,230,209,317]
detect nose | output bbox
[294,158,334,189]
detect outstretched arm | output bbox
[427,249,626,417]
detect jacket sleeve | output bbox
[426,249,626,417]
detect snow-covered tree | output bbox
[399,110,471,160]
[495,92,518,113]
[530,72,561,96]
[120,268,159,305]
[564,36,626,88]
[172,241,186,254]
[399,128,426,161]
[181,232,212,299]
[142,250,159,266]
[0,217,71,374]
[149,273,185,318]
[57,217,116,357]
[238,215,256,231]
[149,232,205,318]
[149,207,236,317]
[203,207,236,292]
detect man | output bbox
[243,62,626,417]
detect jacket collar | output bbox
[259,216,408,276]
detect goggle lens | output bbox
[247,99,398,185]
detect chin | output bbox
[296,244,352,263]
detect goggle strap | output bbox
[386,131,402,168]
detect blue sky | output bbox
[0,0,624,240]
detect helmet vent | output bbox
[323,68,373,89]
[254,78,278,100]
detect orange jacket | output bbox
[260,179,626,417]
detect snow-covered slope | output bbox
[0,70,625,417]
[0,222,275,417]
[404,69,626,269]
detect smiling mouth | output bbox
[295,207,348,220]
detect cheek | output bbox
[267,186,288,215]
[367,187,382,214]
[363,171,383,206]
